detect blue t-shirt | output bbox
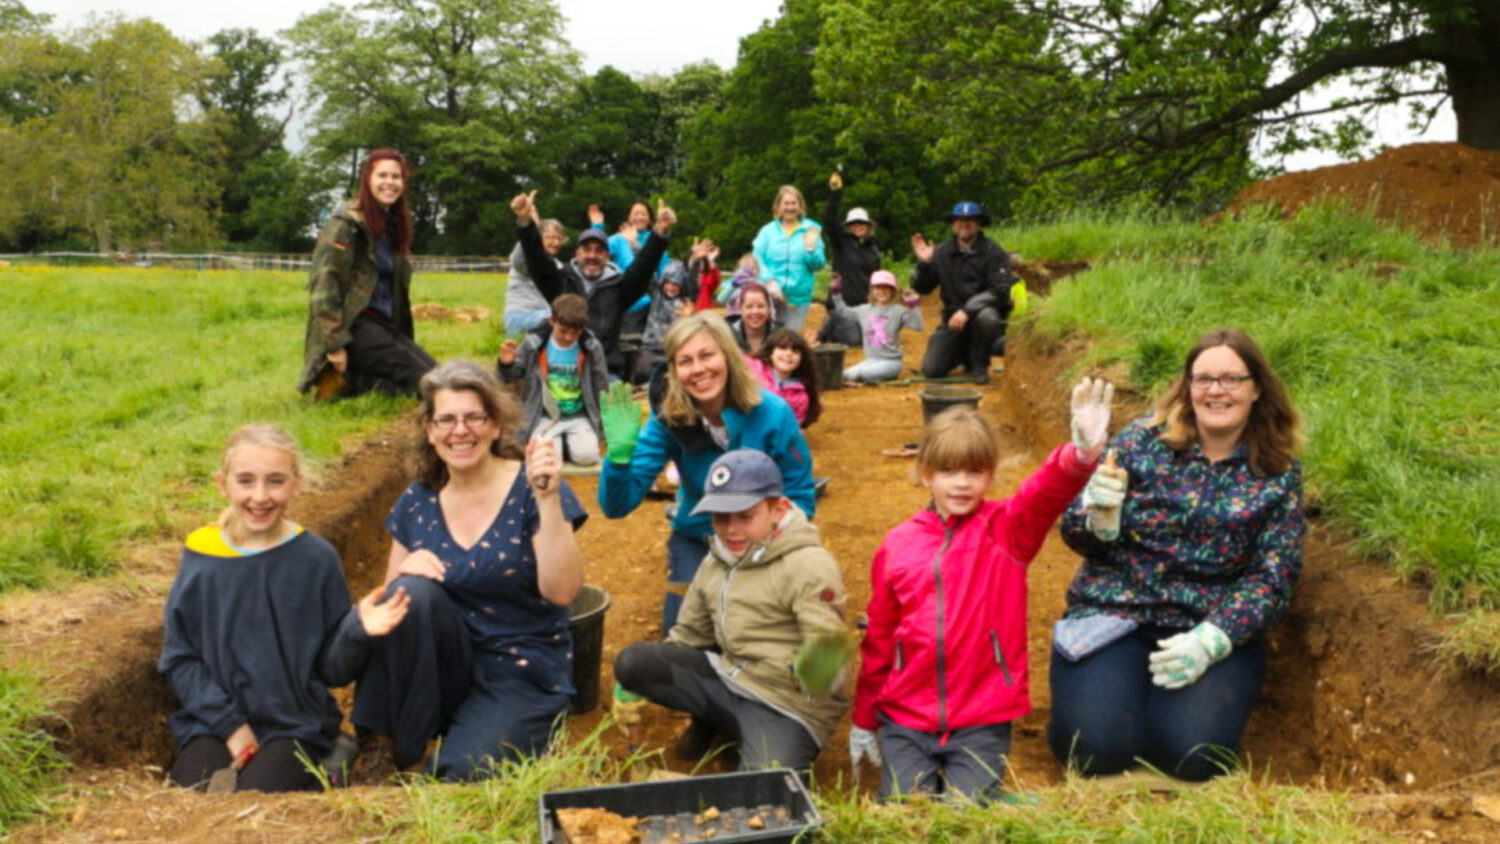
[385,470,588,693]
[546,337,584,418]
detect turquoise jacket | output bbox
[752,217,827,307]
[599,388,816,543]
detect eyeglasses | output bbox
[1189,374,1254,390]
[430,412,490,431]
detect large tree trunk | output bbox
[1446,3,1500,151]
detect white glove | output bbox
[1083,450,1127,540]
[849,726,882,771]
[1069,378,1115,464]
[1148,622,1232,689]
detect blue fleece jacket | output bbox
[598,388,816,542]
[751,217,827,307]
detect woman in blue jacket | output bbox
[598,311,816,633]
[751,185,826,331]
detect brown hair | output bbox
[754,328,822,426]
[658,312,763,428]
[550,293,589,329]
[1150,327,1303,476]
[414,361,524,489]
[356,148,412,254]
[916,406,998,478]
[770,185,806,219]
[216,424,304,529]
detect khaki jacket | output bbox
[298,201,415,392]
[667,508,851,745]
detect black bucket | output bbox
[812,344,847,391]
[567,585,612,714]
[919,385,982,425]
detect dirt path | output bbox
[11,289,1500,841]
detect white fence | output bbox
[0,251,511,274]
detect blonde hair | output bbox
[771,185,806,218]
[414,360,524,489]
[916,406,998,478]
[658,312,763,428]
[1150,327,1303,476]
[216,424,304,529]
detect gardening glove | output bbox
[1069,377,1115,464]
[902,288,921,309]
[1149,622,1232,689]
[611,683,647,737]
[849,726,881,771]
[600,382,642,465]
[1010,281,1029,316]
[828,274,842,298]
[793,630,855,695]
[1083,450,1128,541]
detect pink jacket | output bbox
[747,357,810,426]
[853,443,1095,734]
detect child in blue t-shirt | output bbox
[498,293,610,466]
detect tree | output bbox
[0,17,223,251]
[285,0,581,253]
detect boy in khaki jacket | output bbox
[612,449,850,772]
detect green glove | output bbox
[601,382,642,464]
[794,631,854,695]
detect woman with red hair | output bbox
[299,148,436,399]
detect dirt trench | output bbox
[11,286,1500,840]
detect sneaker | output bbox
[349,733,399,787]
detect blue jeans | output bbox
[780,303,809,331]
[1047,626,1266,781]
[664,531,710,635]
[504,307,551,336]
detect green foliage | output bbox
[0,667,64,833]
[0,265,501,591]
[1028,205,1500,624]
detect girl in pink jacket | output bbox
[748,328,822,428]
[850,379,1114,801]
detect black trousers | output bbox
[347,314,437,398]
[921,307,1004,378]
[170,736,323,793]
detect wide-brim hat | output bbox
[942,201,991,226]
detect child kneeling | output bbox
[850,380,1114,801]
[613,449,850,772]
[498,293,609,466]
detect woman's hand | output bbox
[654,200,677,235]
[526,435,562,498]
[357,585,410,637]
[1149,622,1232,689]
[1084,451,1128,541]
[326,348,348,374]
[396,548,446,582]
[601,382,642,465]
[588,204,605,227]
[910,233,935,263]
[497,339,517,366]
[1069,377,1115,464]
[803,225,821,251]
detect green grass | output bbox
[0,668,64,834]
[1008,204,1500,644]
[0,265,505,591]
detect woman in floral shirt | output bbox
[1048,328,1305,782]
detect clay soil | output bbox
[11,148,1500,838]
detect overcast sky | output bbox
[36,0,1454,172]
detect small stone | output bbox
[1471,796,1500,823]
[1404,772,1416,786]
[701,806,720,822]
[747,814,766,830]
[109,829,128,840]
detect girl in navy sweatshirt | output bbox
[159,425,410,792]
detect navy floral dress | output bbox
[1059,420,1306,643]
[386,471,588,693]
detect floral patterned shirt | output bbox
[1059,420,1305,643]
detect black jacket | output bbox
[519,222,668,374]
[910,232,1014,322]
[823,187,881,306]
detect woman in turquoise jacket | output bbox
[751,185,826,331]
[598,311,816,634]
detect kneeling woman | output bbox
[1048,328,1305,781]
[353,360,587,782]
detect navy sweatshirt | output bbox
[158,526,370,754]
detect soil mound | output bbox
[1229,142,1500,247]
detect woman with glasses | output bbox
[351,361,587,782]
[1048,328,1305,782]
[298,148,436,400]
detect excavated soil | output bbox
[1229,142,1500,248]
[6,248,1500,839]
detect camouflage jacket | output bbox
[298,201,415,393]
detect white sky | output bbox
[35,0,1456,172]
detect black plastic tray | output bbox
[539,769,821,844]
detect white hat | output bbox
[843,208,871,226]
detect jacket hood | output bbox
[706,505,821,569]
[569,257,622,286]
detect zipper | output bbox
[895,641,905,672]
[991,630,1013,686]
[932,524,955,735]
[717,559,737,660]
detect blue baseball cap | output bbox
[690,450,785,515]
[942,201,991,226]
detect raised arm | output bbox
[619,202,675,308]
